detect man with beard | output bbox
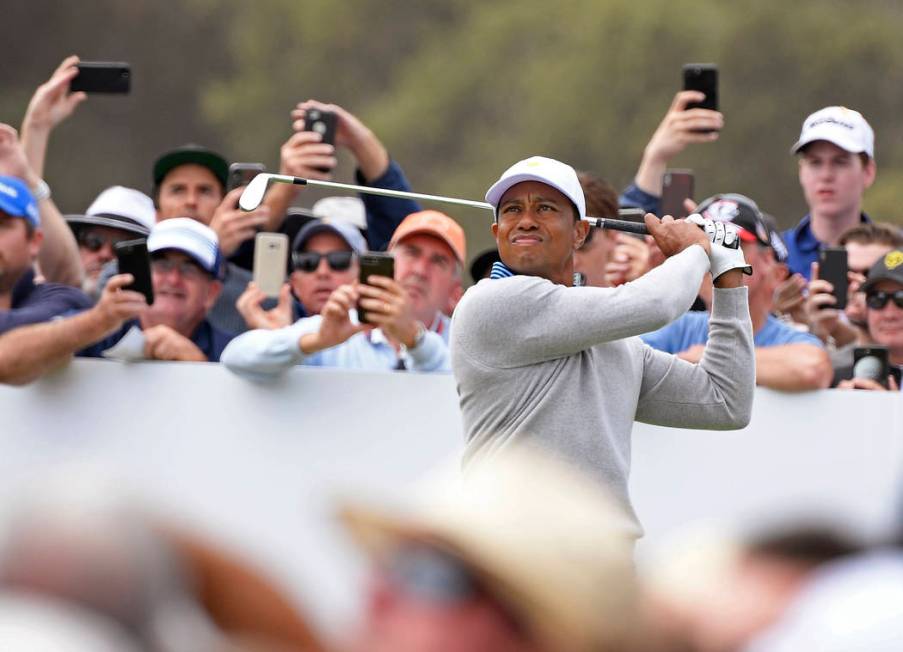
[222,210,464,377]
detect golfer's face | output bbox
[492,181,579,279]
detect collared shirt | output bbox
[782,212,871,279]
[0,269,93,335]
[641,311,823,352]
[78,319,235,362]
[221,311,450,380]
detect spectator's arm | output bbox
[0,274,144,385]
[406,330,450,372]
[628,91,723,200]
[222,318,321,380]
[755,343,832,391]
[0,123,82,287]
[20,56,86,179]
[355,161,421,251]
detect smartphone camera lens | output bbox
[308,109,321,120]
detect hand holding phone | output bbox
[114,239,154,305]
[70,62,131,94]
[357,253,395,324]
[303,109,338,174]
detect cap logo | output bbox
[884,251,903,271]
[807,116,855,131]
[702,200,739,223]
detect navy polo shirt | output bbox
[78,319,235,362]
[782,213,871,280]
[0,269,92,335]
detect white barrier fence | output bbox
[2,359,902,634]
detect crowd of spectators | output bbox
[1,55,903,651]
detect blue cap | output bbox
[0,176,39,227]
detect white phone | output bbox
[253,233,289,298]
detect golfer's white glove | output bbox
[685,213,752,279]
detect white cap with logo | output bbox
[147,218,221,276]
[66,186,156,237]
[791,106,875,159]
[485,156,586,221]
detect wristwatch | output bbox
[31,179,51,201]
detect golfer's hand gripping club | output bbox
[685,213,752,279]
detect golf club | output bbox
[239,173,737,247]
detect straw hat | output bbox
[341,446,639,652]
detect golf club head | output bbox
[239,173,277,211]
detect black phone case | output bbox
[819,248,848,310]
[70,62,131,94]
[114,239,154,305]
[683,64,718,111]
[304,110,337,146]
[357,254,395,324]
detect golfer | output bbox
[450,156,755,535]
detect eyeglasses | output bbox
[151,257,208,280]
[865,289,903,310]
[77,231,131,253]
[292,250,354,273]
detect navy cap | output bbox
[0,176,39,227]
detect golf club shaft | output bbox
[273,175,651,235]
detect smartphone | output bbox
[819,247,848,310]
[660,169,695,219]
[114,239,154,305]
[853,346,890,388]
[228,162,266,192]
[253,233,289,298]
[70,62,131,94]
[682,63,718,112]
[357,253,395,324]
[304,109,337,174]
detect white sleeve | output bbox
[221,316,322,380]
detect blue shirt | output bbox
[781,213,871,279]
[78,319,235,362]
[0,269,93,335]
[619,182,660,215]
[221,311,450,380]
[641,311,823,353]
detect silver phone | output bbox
[253,233,289,297]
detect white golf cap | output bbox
[312,196,367,231]
[147,218,221,276]
[485,156,586,221]
[65,186,156,236]
[791,106,875,158]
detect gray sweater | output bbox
[450,245,754,535]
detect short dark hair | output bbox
[577,171,618,246]
[747,526,862,569]
[839,222,903,249]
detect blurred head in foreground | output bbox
[340,445,640,652]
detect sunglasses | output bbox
[292,250,354,273]
[151,257,209,281]
[866,289,903,310]
[77,231,131,253]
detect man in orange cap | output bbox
[222,210,464,376]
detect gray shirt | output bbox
[450,246,754,534]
